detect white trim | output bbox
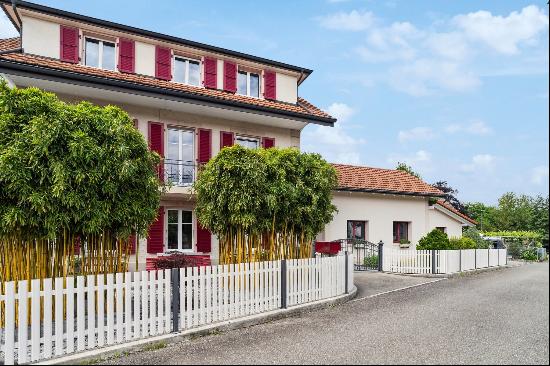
[83,36,116,71]
[433,204,474,226]
[173,55,201,87]
[237,70,260,98]
[164,208,195,252]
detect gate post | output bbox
[459,249,462,272]
[345,251,349,294]
[281,259,288,309]
[171,268,180,332]
[378,241,384,272]
[431,250,436,274]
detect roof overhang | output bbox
[1,0,313,84]
[0,60,334,128]
[433,204,476,227]
[334,187,445,198]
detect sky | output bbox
[1,0,548,205]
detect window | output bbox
[167,209,193,251]
[347,221,366,240]
[235,135,260,149]
[436,227,447,233]
[173,56,201,86]
[85,38,115,70]
[165,128,195,186]
[237,71,260,97]
[393,222,409,243]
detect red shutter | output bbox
[264,71,276,100]
[203,57,217,89]
[197,129,212,164]
[118,38,135,73]
[262,137,275,149]
[223,61,237,93]
[147,207,164,254]
[196,220,211,253]
[220,131,234,149]
[155,46,172,81]
[60,25,79,63]
[148,122,164,181]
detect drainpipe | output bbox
[0,48,23,55]
[11,0,23,28]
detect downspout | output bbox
[11,0,23,28]
[0,48,23,55]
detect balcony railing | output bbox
[164,159,195,186]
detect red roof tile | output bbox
[332,163,444,196]
[0,38,334,124]
[436,200,478,225]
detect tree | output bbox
[464,202,498,231]
[194,145,338,264]
[432,181,467,214]
[0,83,163,281]
[396,162,421,179]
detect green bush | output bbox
[520,249,538,261]
[363,255,378,268]
[449,237,476,249]
[463,227,488,248]
[417,229,450,250]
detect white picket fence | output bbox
[383,248,507,274]
[0,255,352,364]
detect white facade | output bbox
[320,191,470,249]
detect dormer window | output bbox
[235,134,260,149]
[173,56,201,86]
[84,37,115,71]
[237,71,259,98]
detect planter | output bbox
[399,243,410,248]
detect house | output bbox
[0,1,476,269]
[0,0,335,269]
[319,164,477,248]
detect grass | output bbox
[142,341,167,352]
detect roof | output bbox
[435,200,478,225]
[0,38,334,125]
[332,163,444,197]
[1,0,312,77]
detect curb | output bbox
[36,286,357,365]
[382,263,521,279]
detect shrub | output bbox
[154,253,200,270]
[363,255,378,268]
[417,229,450,250]
[449,237,476,250]
[463,227,488,249]
[520,249,538,261]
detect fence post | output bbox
[459,249,462,272]
[475,249,477,269]
[378,241,384,272]
[171,268,180,332]
[431,250,436,274]
[345,251,349,294]
[281,259,288,309]
[488,248,490,267]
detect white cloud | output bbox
[445,120,492,135]
[460,154,496,172]
[398,127,436,143]
[531,165,549,185]
[387,150,432,166]
[317,10,375,31]
[301,103,366,165]
[1,12,18,38]
[453,5,549,55]
[389,59,480,96]
[326,102,355,122]
[425,32,469,60]
[356,22,420,63]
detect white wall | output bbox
[276,73,298,104]
[135,41,155,77]
[427,207,464,239]
[21,16,59,58]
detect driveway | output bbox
[101,263,549,365]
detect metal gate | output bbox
[339,239,381,271]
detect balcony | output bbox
[164,159,195,187]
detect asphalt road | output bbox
[102,262,549,365]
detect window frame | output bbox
[165,208,194,252]
[173,55,202,86]
[237,70,260,98]
[436,227,447,233]
[84,36,116,71]
[165,126,195,186]
[235,134,260,149]
[347,220,366,240]
[393,221,410,243]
